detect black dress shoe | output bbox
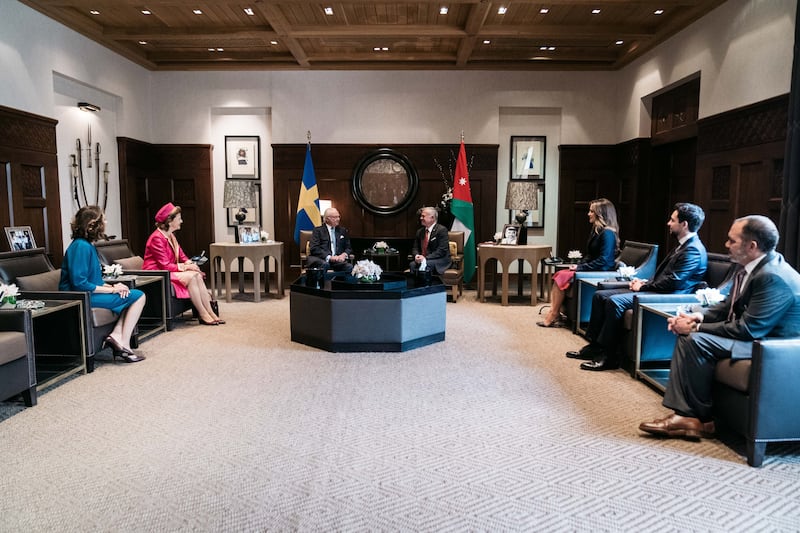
[580,358,619,371]
[566,344,601,360]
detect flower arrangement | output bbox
[103,263,123,278]
[494,231,502,243]
[568,250,583,263]
[351,259,383,282]
[695,287,725,307]
[0,282,19,307]
[373,241,389,253]
[260,230,270,242]
[617,265,636,280]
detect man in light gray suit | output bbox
[640,215,800,440]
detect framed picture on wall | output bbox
[507,184,545,228]
[4,226,36,250]
[510,136,546,180]
[225,135,260,179]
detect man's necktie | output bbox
[727,267,746,321]
[330,227,336,256]
[422,230,429,256]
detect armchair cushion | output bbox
[714,359,751,393]
[0,331,28,365]
[16,269,61,291]
[117,256,144,270]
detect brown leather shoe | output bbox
[638,413,715,440]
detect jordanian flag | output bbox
[293,143,321,244]
[450,140,476,282]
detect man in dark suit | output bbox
[308,207,353,273]
[640,215,800,439]
[409,206,451,275]
[569,203,708,371]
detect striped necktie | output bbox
[422,229,430,256]
[727,268,746,321]
[329,227,336,256]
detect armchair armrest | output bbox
[749,338,800,438]
[0,308,29,332]
[634,293,700,305]
[596,281,630,290]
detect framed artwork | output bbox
[510,136,546,180]
[501,224,521,245]
[4,226,36,250]
[238,224,261,244]
[508,184,545,229]
[225,135,260,179]
[226,182,262,227]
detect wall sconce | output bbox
[77,102,101,112]
[505,181,538,244]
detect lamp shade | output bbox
[505,181,538,211]
[223,180,258,208]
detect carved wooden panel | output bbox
[0,105,63,261]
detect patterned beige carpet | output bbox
[1,291,799,531]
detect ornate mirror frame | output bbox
[352,148,419,215]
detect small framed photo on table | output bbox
[4,226,36,251]
[238,224,261,244]
[501,224,521,245]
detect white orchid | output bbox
[0,282,19,305]
[103,263,123,277]
[568,250,583,260]
[617,265,636,279]
[695,287,725,307]
[351,259,382,281]
[373,241,389,250]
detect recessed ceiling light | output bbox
[540,46,548,51]
[244,8,255,16]
[439,7,448,15]
[592,9,601,14]
[382,47,389,51]
[141,10,151,15]
[497,6,507,15]
[208,48,215,52]
[138,41,147,45]
[483,40,491,45]
[270,40,278,45]
[548,46,555,51]
[616,40,624,45]
[540,8,549,14]
[193,9,203,15]
[89,10,100,15]
[373,47,380,51]
[654,9,665,15]
[324,7,334,15]
[217,48,224,52]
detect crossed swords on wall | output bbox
[70,123,110,210]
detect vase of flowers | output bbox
[351,259,383,283]
[695,287,724,307]
[568,250,583,264]
[0,282,19,308]
[616,265,636,281]
[373,241,389,254]
[103,263,123,279]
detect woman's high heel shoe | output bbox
[104,335,134,355]
[198,318,219,326]
[112,349,145,363]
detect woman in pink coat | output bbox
[142,203,223,325]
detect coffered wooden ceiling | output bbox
[19,0,728,71]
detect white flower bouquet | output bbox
[260,230,270,242]
[695,287,725,307]
[373,241,389,253]
[351,259,382,282]
[0,282,19,306]
[617,265,636,280]
[494,231,502,243]
[103,263,123,278]
[568,250,583,263]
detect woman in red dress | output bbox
[142,203,224,325]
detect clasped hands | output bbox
[329,253,348,264]
[109,282,130,298]
[667,312,702,336]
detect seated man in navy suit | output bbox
[569,202,708,371]
[640,215,800,440]
[409,206,451,275]
[308,207,353,273]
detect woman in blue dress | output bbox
[60,205,146,363]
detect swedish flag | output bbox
[294,144,321,244]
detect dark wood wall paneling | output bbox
[117,138,215,259]
[273,144,498,282]
[695,94,788,253]
[557,86,787,262]
[0,105,64,264]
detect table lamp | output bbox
[504,181,538,245]
[223,180,258,243]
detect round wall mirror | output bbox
[352,149,419,215]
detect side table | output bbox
[210,242,284,303]
[27,300,87,390]
[634,303,681,393]
[477,244,552,306]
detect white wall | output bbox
[616,0,796,141]
[0,0,794,253]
